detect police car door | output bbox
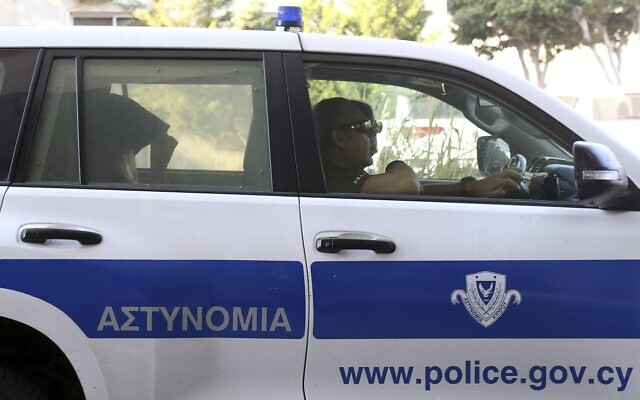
[0,48,307,399]
[286,49,640,400]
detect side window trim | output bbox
[75,56,86,185]
[4,48,43,184]
[14,51,61,184]
[14,49,298,195]
[283,52,324,194]
[264,52,298,193]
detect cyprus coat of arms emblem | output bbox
[451,271,522,328]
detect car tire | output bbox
[0,365,50,400]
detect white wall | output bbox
[0,0,127,26]
[489,37,640,95]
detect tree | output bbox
[299,0,430,41]
[449,0,581,88]
[298,0,352,34]
[125,0,232,28]
[229,0,274,30]
[348,0,431,41]
[122,0,432,41]
[569,0,640,85]
[496,0,582,88]
[450,0,640,87]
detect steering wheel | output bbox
[506,154,529,195]
[506,154,526,174]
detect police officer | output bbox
[314,97,522,196]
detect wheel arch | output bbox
[0,288,109,400]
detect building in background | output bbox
[0,0,137,26]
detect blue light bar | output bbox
[276,6,303,32]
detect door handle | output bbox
[20,225,102,245]
[316,237,396,254]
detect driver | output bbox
[314,97,522,196]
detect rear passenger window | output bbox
[0,50,39,181]
[26,58,272,191]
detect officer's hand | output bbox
[465,169,523,198]
[385,160,416,179]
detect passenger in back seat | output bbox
[84,92,178,184]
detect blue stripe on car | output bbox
[0,259,305,339]
[312,260,640,339]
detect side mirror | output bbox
[477,136,511,176]
[573,141,628,208]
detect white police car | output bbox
[0,7,638,400]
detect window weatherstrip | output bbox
[75,56,85,185]
[264,52,298,193]
[9,49,44,183]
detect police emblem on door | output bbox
[451,271,521,328]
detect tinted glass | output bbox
[0,50,38,181]
[307,63,575,201]
[26,59,78,183]
[82,59,271,190]
[26,58,272,191]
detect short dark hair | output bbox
[312,97,367,134]
[350,100,374,121]
[312,97,368,149]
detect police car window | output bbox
[0,50,39,182]
[26,58,271,191]
[306,63,575,201]
[26,59,79,183]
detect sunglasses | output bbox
[337,119,383,134]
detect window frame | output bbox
[286,52,604,208]
[0,49,42,184]
[13,49,298,196]
[71,14,140,27]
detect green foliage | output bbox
[299,0,352,34]
[230,0,275,30]
[121,0,432,41]
[571,0,639,45]
[127,0,232,28]
[452,0,573,56]
[450,0,639,86]
[299,0,430,40]
[128,83,253,170]
[348,0,431,40]
[450,0,580,55]
[568,0,640,84]
[448,0,495,48]
[495,0,581,52]
[446,3,492,55]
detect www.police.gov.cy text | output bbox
[339,361,633,392]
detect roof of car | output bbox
[0,26,302,51]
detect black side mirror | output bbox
[477,136,511,176]
[573,141,628,208]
